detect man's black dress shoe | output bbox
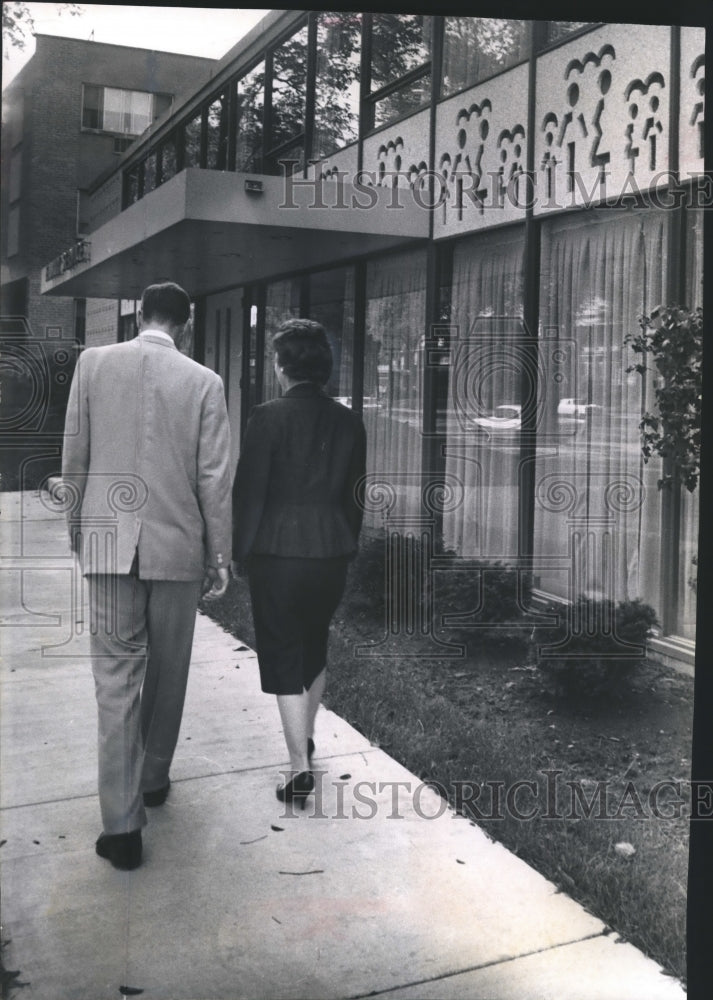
[276,770,315,808]
[143,779,170,807]
[307,737,315,762]
[95,830,142,870]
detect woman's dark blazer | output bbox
[232,382,367,562]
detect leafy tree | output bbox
[3,2,82,56]
[625,304,703,491]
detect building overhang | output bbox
[41,169,430,300]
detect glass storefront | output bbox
[533,208,669,615]
[363,249,428,525]
[442,228,525,558]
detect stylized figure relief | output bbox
[437,99,493,222]
[495,124,526,207]
[690,54,705,160]
[452,101,492,219]
[541,111,559,201]
[556,45,616,193]
[376,136,405,187]
[625,72,666,174]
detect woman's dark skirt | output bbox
[247,554,350,695]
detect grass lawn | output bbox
[202,540,692,987]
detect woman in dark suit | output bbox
[232,319,366,806]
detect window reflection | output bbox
[143,151,157,194]
[309,268,355,401]
[207,91,229,170]
[270,23,308,152]
[442,18,530,95]
[160,133,177,183]
[314,11,361,157]
[236,62,264,172]
[371,14,431,90]
[184,112,202,168]
[544,21,597,45]
[363,249,428,522]
[368,14,432,130]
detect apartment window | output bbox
[366,14,432,131]
[441,19,530,96]
[314,11,361,158]
[82,85,172,136]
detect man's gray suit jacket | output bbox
[62,331,232,579]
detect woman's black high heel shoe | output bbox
[276,770,314,807]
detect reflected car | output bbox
[470,404,521,432]
[557,398,599,419]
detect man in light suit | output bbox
[62,282,231,870]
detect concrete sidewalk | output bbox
[1,490,686,1000]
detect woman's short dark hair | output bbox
[272,318,333,385]
[141,282,191,327]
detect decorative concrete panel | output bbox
[534,23,672,215]
[679,27,705,178]
[362,108,431,190]
[306,142,359,183]
[434,62,529,239]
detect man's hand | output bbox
[201,566,229,599]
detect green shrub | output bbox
[344,533,537,652]
[435,560,536,651]
[534,596,660,699]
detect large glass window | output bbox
[159,133,177,184]
[363,249,428,524]
[263,278,302,401]
[184,111,202,168]
[441,19,530,96]
[442,229,525,558]
[207,91,230,170]
[236,61,265,172]
[533,209,669,618]
[675,208,703,641]
[314,11,361,158]
[543,21,597,46]
[308,268,355,401]
[82,85,171,136]
[367,14,431,131]
[142,150,157,195]
[267,23,308,171]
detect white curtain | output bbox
[442,228,525,557]
[363,249,428,526]
[533,208,668,611]
[103,88,151,135]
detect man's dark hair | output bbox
[272,318,333,385]
[141,282,191,327]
